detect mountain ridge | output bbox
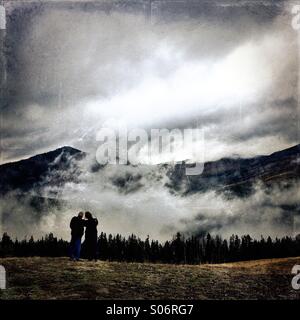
[0,144,299,196]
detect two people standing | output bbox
[69,211,98,261]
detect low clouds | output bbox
[178,182,300,239]
[1,153,299,241]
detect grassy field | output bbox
[0,257,299,300]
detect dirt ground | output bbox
[0,256,299,300]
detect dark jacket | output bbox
[83,218,98,260]
[84,218,98,240]
[70,216,84,238]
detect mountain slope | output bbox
[0,144,299,197]
[0,146,85,194]
[167,144,300,195]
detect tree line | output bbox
[0,232,299,264]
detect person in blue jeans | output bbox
[69,212,84,261]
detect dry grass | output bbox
[0,257,300,300]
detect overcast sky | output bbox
[1,0,299,164]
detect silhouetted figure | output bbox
[69,212,84,261]
[84,211,98,261]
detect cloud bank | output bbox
[1,152,299,241]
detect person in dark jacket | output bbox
[69,212,84,261]
[83,211,98,261]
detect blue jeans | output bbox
[70,237,82,260]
